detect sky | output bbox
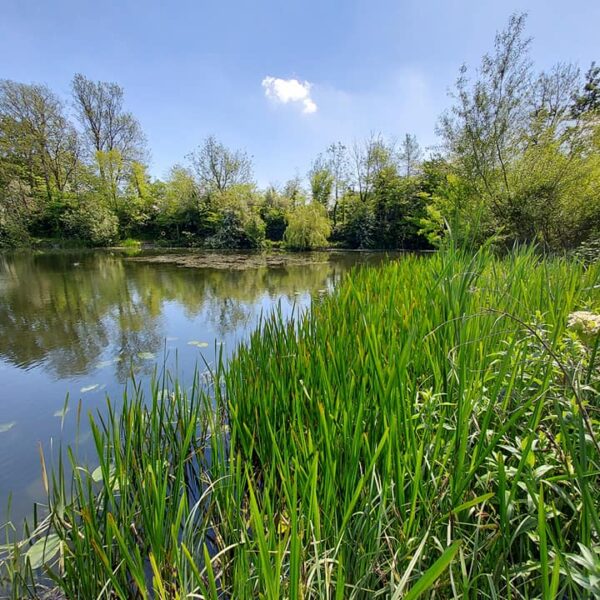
[1,0,599,187]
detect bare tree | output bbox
[350,133,395,202]
[187,135,253,192]
[72,73,146,164]
[399,133,422,177]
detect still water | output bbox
[0,249,389,523]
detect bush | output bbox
[61,200,119,246]
[206,207,265,249]
[0,180,37,247]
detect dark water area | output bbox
[0,249,393,524]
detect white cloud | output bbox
[262,76,318,114]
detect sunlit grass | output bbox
[2,247,600,598]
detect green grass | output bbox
[2,247,600,598]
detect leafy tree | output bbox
[439,13,532,207]
[437,12,600,250]
[284,203,330,250]
[155,166,197,239]
[370,165,428,249]
[95,149,123,211]
[0,80,80,204]
[571,62,600,119]
[350,134,395,202]
[0,179,38,246]
[335,192,374,248]
[120,161,156,235]
[308,158,334,207]
[206,185,265,249]
[260,186,289,242]
[61,197,119,246]
[418,173,491,248]
[282,176,307,207]
[325,142,350,227]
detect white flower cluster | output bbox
[567,310,600,345]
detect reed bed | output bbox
[2,247,600,598]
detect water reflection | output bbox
[0,249,391,523]
[0,251,358,380]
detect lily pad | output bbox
[91,464,120,491]
[187,341,209,348]
[54,407,69,418]
[137,352,156,360]
[80,384,99,393]
[0,421,16,433]
[26,534,61,569]
[96,357,121,369]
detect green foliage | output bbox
[436,13,600,251]
[0,180,38,247]
[206,185,266,249]
[1,21,600,252]
[61,199,119,246]
[335,192,374,248]
[3,250,600,598]
[283,202,330,249]
[309,166,334,207]
[260,187,289,242]
[419,173,492,249]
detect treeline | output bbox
[1,14,599,251]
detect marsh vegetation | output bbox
[2,248,600,598]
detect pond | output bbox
[0,249,393,524]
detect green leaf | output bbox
[26,534,61,569]
[402,540,462,600]
[451,492,494,514]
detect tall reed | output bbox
[2,247,600,598]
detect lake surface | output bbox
[0,249,391,524]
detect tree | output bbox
[308,157,334,207]
[0,80,80,203]
[284,203,331,250]
[260,186,289,242]
[350,134,395,202]
[325,142,350,227]
[156,166,198,239]
[72,74,146,163]
[335,191,374,248]
[61,197,119,246]
[435,13,600,250]
[571,62,600,119]
[399,133,422,177]
[188,135,253,192]
[282,176,306,207]
[95,149,123,210]
[439,13,532,205]
[0,179,38,246]
[206,184,265,249]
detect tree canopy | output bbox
[1,15,599,253]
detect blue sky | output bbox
[2,0,598,187]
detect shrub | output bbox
[61,199,119,246]
[284,202,330,250]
